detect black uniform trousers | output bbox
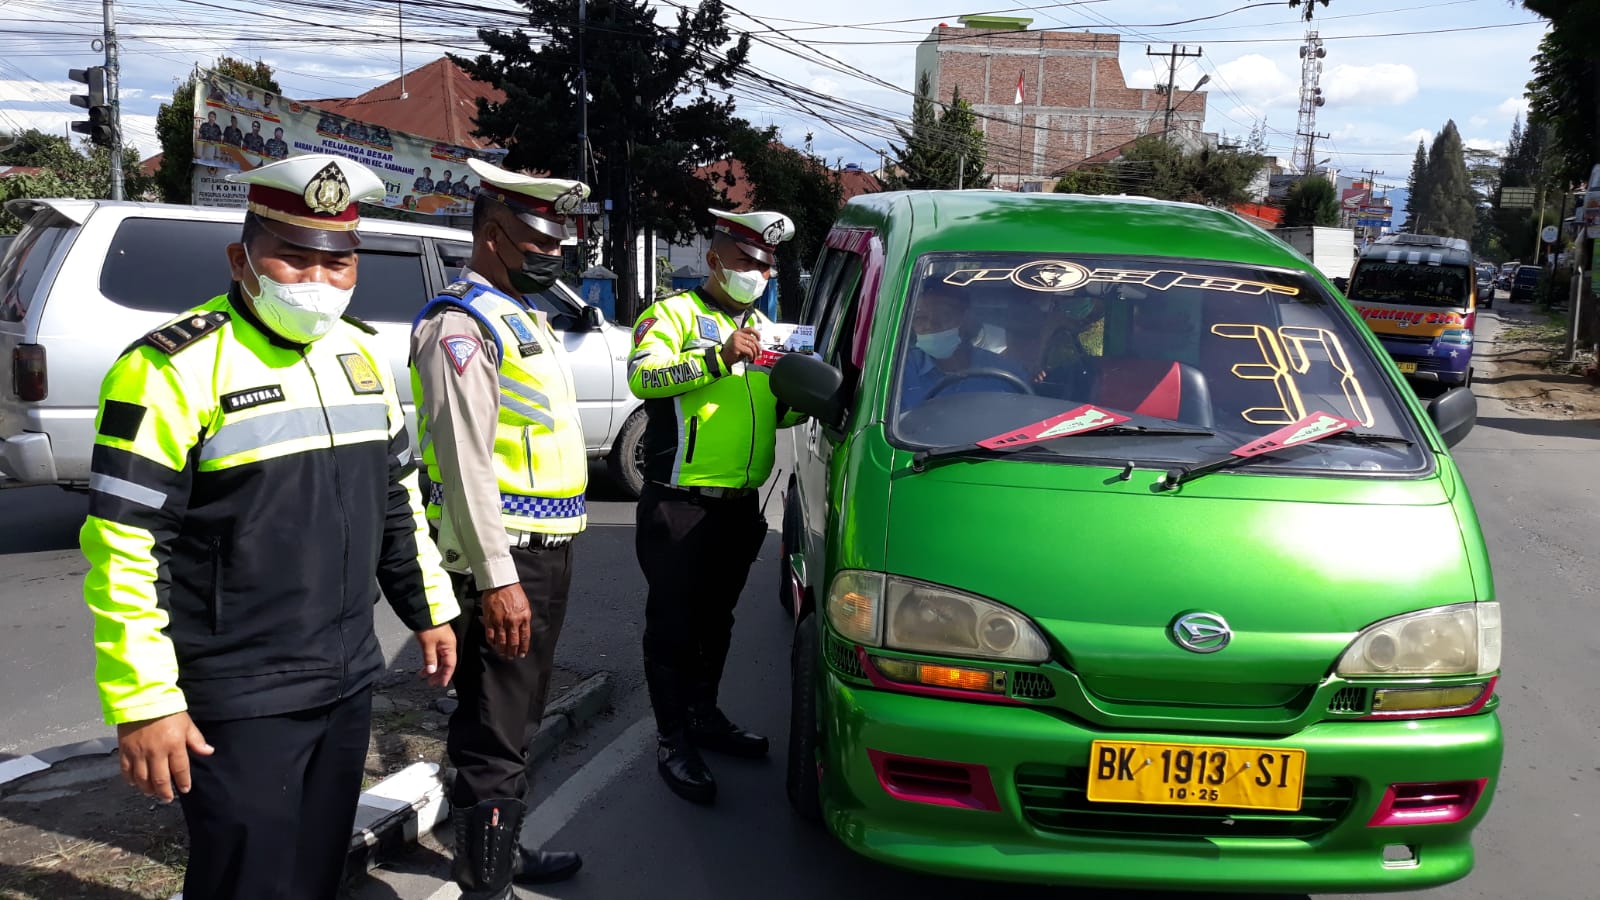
[177,688,372,900]
[637,483,768,735]
[446,541,573,808]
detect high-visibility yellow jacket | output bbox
[79,292,457,725]
[627,289,805,489]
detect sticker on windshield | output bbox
[1212,323,1376,428]
[943,262,1300,298]
[1228,412,1358,458]
[977,404,1130,450]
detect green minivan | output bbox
[770,192,1500,893]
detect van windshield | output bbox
[1346,261,1471,309]
[889,253,1428,475]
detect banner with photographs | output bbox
[191,69,506,215]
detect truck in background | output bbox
[1273,225,1357,285]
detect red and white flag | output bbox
[1014,72,1025,105]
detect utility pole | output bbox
[102,0,123,201]
[576,0,588,184]
[1147,44,1202,142]
[1296,129,1329,173]
[398,0,408,100]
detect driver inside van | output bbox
[899,286,1031,410]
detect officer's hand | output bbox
[719,327,762,367]
[415,624,457,687]
[116,712,213,803]
[480,583,532,659]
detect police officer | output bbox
[411,158,589,898]
[629,208,804,804]
[79,154,460,900]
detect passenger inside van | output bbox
[899,287,1031,409]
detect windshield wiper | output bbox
[911,406,1213,471]
[1159,414,1410,490]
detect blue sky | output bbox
[0,0,1548,196]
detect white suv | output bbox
[0,199,647,495]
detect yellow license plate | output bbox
[1397,362,1418,373]
[1086,740,1306,811]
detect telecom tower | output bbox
[1295,31,1327,176]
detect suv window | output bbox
[100,218,237,313]
[345,250,429,323]
[436,240,471,283]
[0,222,72,323]
[98,217,431,323]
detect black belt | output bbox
[652,482,757,500]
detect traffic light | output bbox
[68,67,115,149]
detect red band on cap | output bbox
[247,184,358,230]
[715,220,777,252]
[479,185,560,222]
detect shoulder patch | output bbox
[441,281,474,299]
[441,334,481,375]
[695,314,721,343]
[632,316,658,347]
[341,313,378,335]
[143,311,229,356]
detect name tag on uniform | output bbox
[696,315,720,343]
[221,384,286,413]
[503,314,543,356]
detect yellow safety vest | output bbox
[412,281,588,535]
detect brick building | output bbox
[915,15,1207,189]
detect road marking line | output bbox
[423,715,654,900]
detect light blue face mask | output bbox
[915,328,962,360]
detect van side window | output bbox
[436,240,471,284]
[814,252,866,402]
[345,250,430,323]
[99,219,237,314]
[801,249,850,329]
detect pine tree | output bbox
[941,87,991,189]
[1418,120,1477,239]
[155,58,279,204]
[886,73,950,189]
[1284,176,1340,226]
[1404,139,1428,230]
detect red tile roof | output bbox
[308,57,504,149]
[0,166,44,179]
[140,153,163,176]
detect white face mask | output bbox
[717,259,769,307]
[243,248,353,344]
[915,327,962,360]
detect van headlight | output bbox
[1337,602,1500,676]
[825,570,1051,663]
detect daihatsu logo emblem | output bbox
[1171,612,1232,653]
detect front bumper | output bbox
[0,431,57,485]
[820,672,1501,893]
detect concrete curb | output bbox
[0,735,119,789]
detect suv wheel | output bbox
[786,613,824,823]
[607,409,647,499]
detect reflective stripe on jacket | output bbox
[79,292,457,725]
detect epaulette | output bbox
[441,281,474,299]
[341,313,378,335]
[143,311,229,355]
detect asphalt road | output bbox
[4,307,1597,898]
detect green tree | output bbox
[1058,136,1261,205]
[1288,0,1330,21]
[155,57,280,204]
[1525,25,1598,188]
[457,0,751,323]
[1283,176,1340,226]
[1403,139,1427,228]
[1052,166,1115,195]
[0,130,152,233]
[1416,120,1476,239]
[727,124,845,318]
[885,76,994,190]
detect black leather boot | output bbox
[451,797,528,900]
[656,729,716,804]
[687,704,769,759]
[514,846,582,885]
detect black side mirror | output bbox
[1427,386,1476,447]
[1331,276,1349,293]
[580,305,605,332]
[771,353,845,426]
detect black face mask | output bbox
[509,252,562,295]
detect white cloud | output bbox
[1469,115,1488,128]
[1403,127,1433,146]
[1125,67,1157,89]
[809,76,839,96]
[0,109,159,160]
[152,94,174,103]
[1322,63,1419,106]
[0,80,76,104]
[1212,54,1298,110]
[1497,95,1530,118]
[1465,138,1507,155]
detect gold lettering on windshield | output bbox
[1277,326,1375,427]
[941,264,1302,297]
[1213,323,1376,427]
[1213,323,1304,424]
